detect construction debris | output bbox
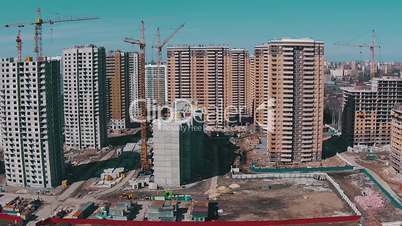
[95,167,125,188]
[2,196,41,221]
[228,183,240,190]
[129,174,152,189]
[354,187,385,210]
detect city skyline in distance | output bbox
[0,0,401,61]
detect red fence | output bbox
[0,213,23,222]
[34,215,361,226]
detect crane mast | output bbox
[34,8,43,58]
[124,20,150,171]
[334,30,380,79]
[16,30,22,62]
[370,30,377,79]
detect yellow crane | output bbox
[124,20,150,171]
[4,8,99,59]
[334,30,381,79]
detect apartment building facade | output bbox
[106,50,130,130]
[246,56,255,118]
[229,49,250,119]
[390,105,402,174]
[342,77,402,146]
[0,58,64,188]
[255,39,324,164]
[167,46,231,127]
[253,45,270,131]
[145,64,167,104]
[63,45,107,150]
[127,52,140,121]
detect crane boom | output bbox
[334,42,369,48]
[45,16,99,24]
[124,38,142,45]
[3,8,99,59]
[4,22,29,28]
[334,30,380,79]
[160,24,185,48]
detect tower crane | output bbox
[16,30,22,62]
[334,30,380,79]
[4,8,99,59]
[124,20,150,171]
[152,24,184,105]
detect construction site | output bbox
[1,115,402,225]
[215,174,353,220]
[331,171,402,224]
[1,107,401,225]
[0,5,402,226]
[3,138,402,225]
[343,145,402,199]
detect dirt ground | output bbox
[355,153,402,199]
[216,175,353,221]
[330,172,402,225]
[342,150,402,199]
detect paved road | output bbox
[100,149,116,161]
[57,149,118,201]
[57,181,85,202]
[205,176,218,199]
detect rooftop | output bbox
[63,44,101,50]
[341,76,402,93]
[373,76,402,81]
[272,37,323,43]
[256,38,324,47]
[340,86,374,93]
[167,44,229,49]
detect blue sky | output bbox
[0,0,401,61]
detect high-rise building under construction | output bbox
[127,52,141,121]
[342,77,402,146]
[106,50,130,130]
[145,64,167,104]
[0,58,64,188]
[390,105,402,174]
[63,45,107,150]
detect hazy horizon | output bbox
[1,0,401,62]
